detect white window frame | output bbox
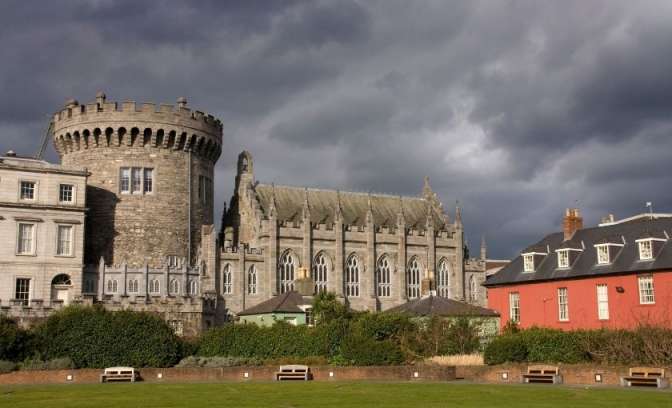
[313,253,329,293]
[596,284,609,320]
[56,224,73,256]
[19,180,36,201]
[557,250,569,268]
[143,168,154,194]
[638,240,653,261]
[596,245,610,265]
[638,274,655,304]
[509,292,520,323]
[120,168,130,193]
[120,167,154,195]
[16,222,36,255]
[407,257,421,299]
[437,259,451,298]
[15,278,31,306]
[557,287,569,321]
[345,254,360,298]
[278,251,296,294]
[58,184,75,204]
[523,254,534,272]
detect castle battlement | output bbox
[51,92,222,162]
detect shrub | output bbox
[176,356,262,368]
[0,316,31,362]
[18,357,74,371]
[484,335,528,364]
[520,328,588,363]
[0,360,16,374]
[340,334,405,366]
[33,305,181,368]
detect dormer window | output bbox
[638,240,653,260]
[596,245,609,264]
[523,254,534,272]
[557,250,569,268]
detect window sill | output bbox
[15,253,37,257]
[55,254,75,258]
[639,302,656,306]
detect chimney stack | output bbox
[563,208,583,241]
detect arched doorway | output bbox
[51,274,72,305]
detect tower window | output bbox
[120,167,154,194]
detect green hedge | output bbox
[0,316,31,362]
[33,305,182,368]
[484,326,672,365]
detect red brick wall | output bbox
[488,270,672,330]
[0,366,455,385]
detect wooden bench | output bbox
[522,365,562,384]
[275,365,312,381]
[621,367,668,388]
[100,367,139,383]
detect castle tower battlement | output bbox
[52,93,222,162]
[52,92,222,268]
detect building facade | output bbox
[485,209,672,330]
[215,151,487,315]
[0,152,88,326]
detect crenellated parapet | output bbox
[51,92,222,162]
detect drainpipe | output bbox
[188,150,192,267]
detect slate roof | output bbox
[485,214,672,287]
[254,183,448,230]
[386,295,499,317]
[237,291,311,316]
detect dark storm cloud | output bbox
[1,0,671,258]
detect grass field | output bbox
[0,382,669,408]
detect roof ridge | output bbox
[256,182,424,201]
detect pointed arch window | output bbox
[437,259,451,298]
[106,279,118,294]
[169,279,180,296]
[278,251,296,294]
[149,279,160,295]
[407,257,421,299]
[189,280,199,296]
[469,275,478,303]
[222,264,232,295]
[128,279,139,293]
[313,253,329,293]
[376,256,391,297]
[248,265,257,295]
[345,255,360,297]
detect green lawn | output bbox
[0,382,669,408]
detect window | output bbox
[558,287,569,321]
[167,256,179,268]
[278,251,296,294]
[247,266,257,295]
[638,240,653,260]
[128,279,139,293]
[198,175,212,205]
[169,320,184,336]
[149,279,160,295]
[437,260,451,298]
[59,184,74,203]
[222,264,232,294]
[523,254,534,272]
[120,168,130,193]
[509,292,520,323]
[596,284,609,320]
[596,245,610,265]
[313,253,328,293]
[469,275,478,303]
[376,256,391,297]
[106,279,118,294]
[407,257,421,299]
[169,279,180,295]
[20,181,35,200]
[638,275,655,304]
[305,307,314,327]
[345,255,360,297]
[189,280,199,296]
[83,279,95,293]
[120,167,154,194]
[56,225,73,256]
[15,278,30,306]
[143,168,153,193]
[17,223,35,254]
[557,250,569,268]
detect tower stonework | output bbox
[51,93,222,268]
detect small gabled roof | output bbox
[485,215,672,288]
[386,295,499,317]
[237,291,311,316]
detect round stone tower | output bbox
[51,92,222,268]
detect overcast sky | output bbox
[1,0,671,258]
